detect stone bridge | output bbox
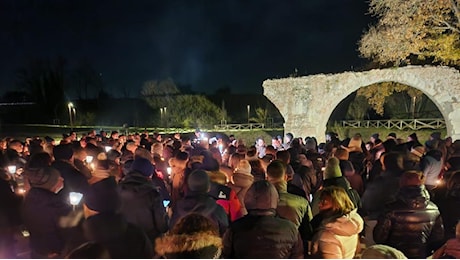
[263,65,460,143]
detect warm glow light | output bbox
[167,167,172,176]
[7,165,16,174]
[104,146,111,152]
[69,192,83,206]
[86,156,93,163]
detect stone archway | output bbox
[263,65,460,143]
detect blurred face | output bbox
[257,139,265,146]
[318,195,333,212]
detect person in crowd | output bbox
[170,151,189,205]
[155,213,223,259]
[71,145,91,179]
[421,139,444,198]
[311,157,361,216]
[118,156,169,244]
[361,151,404,247]
[276,149,295,181]
[433,171,460,241]
[310,186,364,259]
[228,159,254,216]
[82,176,153,258]
[22,166,69,258]
[255,137,266,158]
[289,165,316,201]
[373,170,444,258]
[65,241,110,259]
[169,169,229,236]
[283,132,294,150]
[51,143,89,201]
[432,221,460,259]
[341,159,364,196]
[248,156,266,182]
[222,180,304,258]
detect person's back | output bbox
[373,171,444,258]
[222,180,303,258]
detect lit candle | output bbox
[69,192,83,210]
[167,167,172,176]
[7,165,16,175]
[104,146,111,152]
[86,156,93,163]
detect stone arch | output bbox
[263,65,460,142]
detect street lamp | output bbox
[247,104,250,124]
[68,102,74,128]
[164,107,167,128]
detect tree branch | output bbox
[451,0,460,25]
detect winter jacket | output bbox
[222,211,304,258]
[373,185,444,258]
[118,171,169,243]
[435,184,460,240]
[22,187,72,256]
[228,172,254,215]
[83,212,153,259]
[361,170,402,219]
[421,150,444,187]
[208,182,243,222]
[155,229,222,259]
[273,181,311,228]
[51,160,90,199]
[310,209,364,259]
[169,191,229,236]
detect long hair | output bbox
[319,186,355,216]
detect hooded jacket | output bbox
[227,172,254,216]
[373,185,444,258]
[155,230,222,259]
[118,171,169,243]
[310,209,364,259]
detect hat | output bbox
[359,244,407,259]
[244,180,279,211]
[130,157,154,177]
[28,166,61,191]
[85,177,121,213]
[410,146,425,158]
[234,160,252,176]
[53,144,74,160]
[187,170,210,192]
[324,157,342,179]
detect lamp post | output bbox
[164,107,167,128]
[68,102,74,129]
[247,104,250,124]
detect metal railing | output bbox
[336,118,445,130]
[213,122,284,131]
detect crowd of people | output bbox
[0,128,460,259]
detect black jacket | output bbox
[83,212,154,259]
[52,160,89,199]
[374,185,444,258]
[118,172,169,243]
[22,187,72,256]
[434,183,460,240]
[222,211,304,259]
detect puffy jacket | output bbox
[169,191,229,236]
[373,185,444,258]
[222,211,304,258]
[228,172,254,215]
[118,171,169,243]
[273,181,311,228]
[310,209,364,259]
[208,182,243,222]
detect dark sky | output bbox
[0,0,373,98]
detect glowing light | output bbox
[69,192,83,206]
[104,146,111,152]
[7,165,16,174]
[167,167,172,176]
[86,156,93,163]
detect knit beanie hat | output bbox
[324,157,342,179]
[28,166,61,191]
[130,157,155,177]
[234,160,252,176]
[85,177,121,213]
[187,170,210,192]
[244,180,279,211]
[359,244,407,259]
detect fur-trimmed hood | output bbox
[155,231,222,258]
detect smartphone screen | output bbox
[163,200,170,208]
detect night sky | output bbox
[0,0,373,98]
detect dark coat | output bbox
[373,186,444,258]
[118,172,169,243]
[222,211,304,259]
[169,191,229,236]
[22,187,72,256]
[434,184,460,240]
[0,177,22,229]
[83,213,154,259]
[51,160,89,198]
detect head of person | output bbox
[187,170,211,194]
[84,177,121,218]
[130,157,155,178]
[381,152,404,173]
[399,170,425,187]
[324,157,342,179]
[318,186,354,217]
[266,160,286,183]
[155,213,222,259]
[28,166,64,194]
[53,143,74,162]
[244,180,279,214]
[359,244,407,259]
